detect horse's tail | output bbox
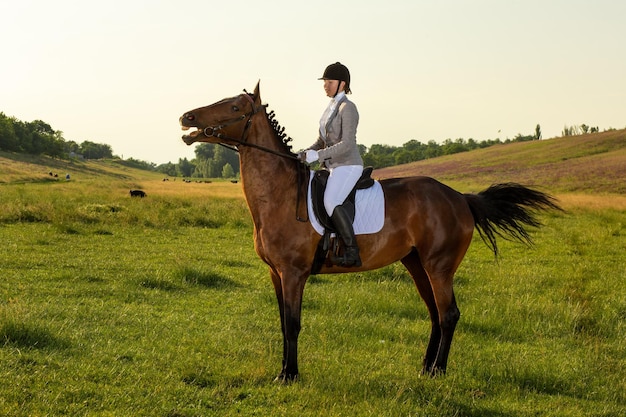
[464,183,562,256]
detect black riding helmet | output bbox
[319,62,351,95]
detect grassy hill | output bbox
[0,151,161,185]
[375,129,626,195]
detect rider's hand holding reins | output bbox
[299,149,319,163]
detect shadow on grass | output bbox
[474,366,583,400]
[181,368,219,389]
[507,369,580,397]
[461,320,526,344]
[140,278,181,291]
[175,267,241,289]
[220,259,253,268]
[0,321,70,350]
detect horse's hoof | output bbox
[421,367,446,378]
[273,372,298,384]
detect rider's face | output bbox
[323,79,344,97]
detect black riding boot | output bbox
[331,206,362,267]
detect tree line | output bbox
[0,112,114,159]
[2,111,610,177]
[156,132,540,178]
[155,143,240,179]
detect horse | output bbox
[179,82,561,382]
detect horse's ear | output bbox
[253,80,261,104]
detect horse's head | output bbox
[180,81,263,146]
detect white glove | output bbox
[305,149,319,163]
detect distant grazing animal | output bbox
[179,82,561,382]
[129,189,146,198]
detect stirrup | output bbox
[339,246,361,267]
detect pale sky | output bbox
[2,0,624,164]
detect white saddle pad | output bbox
[307,171,385,236]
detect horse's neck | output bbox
[238,121,298,223]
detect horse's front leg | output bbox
[269,269,288,379]
[271,267,308,383]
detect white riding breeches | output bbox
[324,165,364,216]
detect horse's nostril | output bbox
[186,114,195,121]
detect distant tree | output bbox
[513,133,536,142]
[190,142,240,178]
[562,125,582,137]
[177,157,195,177]
[194,143,216,160]
[79,141,113,159]
[46,131,65,158]
[192,158,211,178]
[424,140,442,159]
[0,113,19,152]
[393,149,412,165]
[466,138,480,150]
[399,139,425,161]
[535,124,542,140]
[119,157,156,171]
[442,138,468,155]
[156,162,177,177]
[364,144,397,168]
[221,146,240,174]
[26,120,53,154]
[222,163,235,178]
[65,140,80,154]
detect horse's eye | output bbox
[232,106,240,112]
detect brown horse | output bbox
[179,82,560,382]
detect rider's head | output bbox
[319,62,351,97]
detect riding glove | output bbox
[305,149,319,163]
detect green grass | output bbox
[1,153,625,416]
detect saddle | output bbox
[310,167,375,273]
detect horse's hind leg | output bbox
[402,249,460,375]
[402,250,441,374]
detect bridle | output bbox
[199,93,300,161]
[196,92,309,222]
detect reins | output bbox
[201,93,309,222]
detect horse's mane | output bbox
[266,109,297,156]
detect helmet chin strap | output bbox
[333,81,343,98]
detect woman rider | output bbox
[300,62,363,267]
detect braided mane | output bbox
[266,109,297,156]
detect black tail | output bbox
[464,183,562,256]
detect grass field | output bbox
[1,138,625,416]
